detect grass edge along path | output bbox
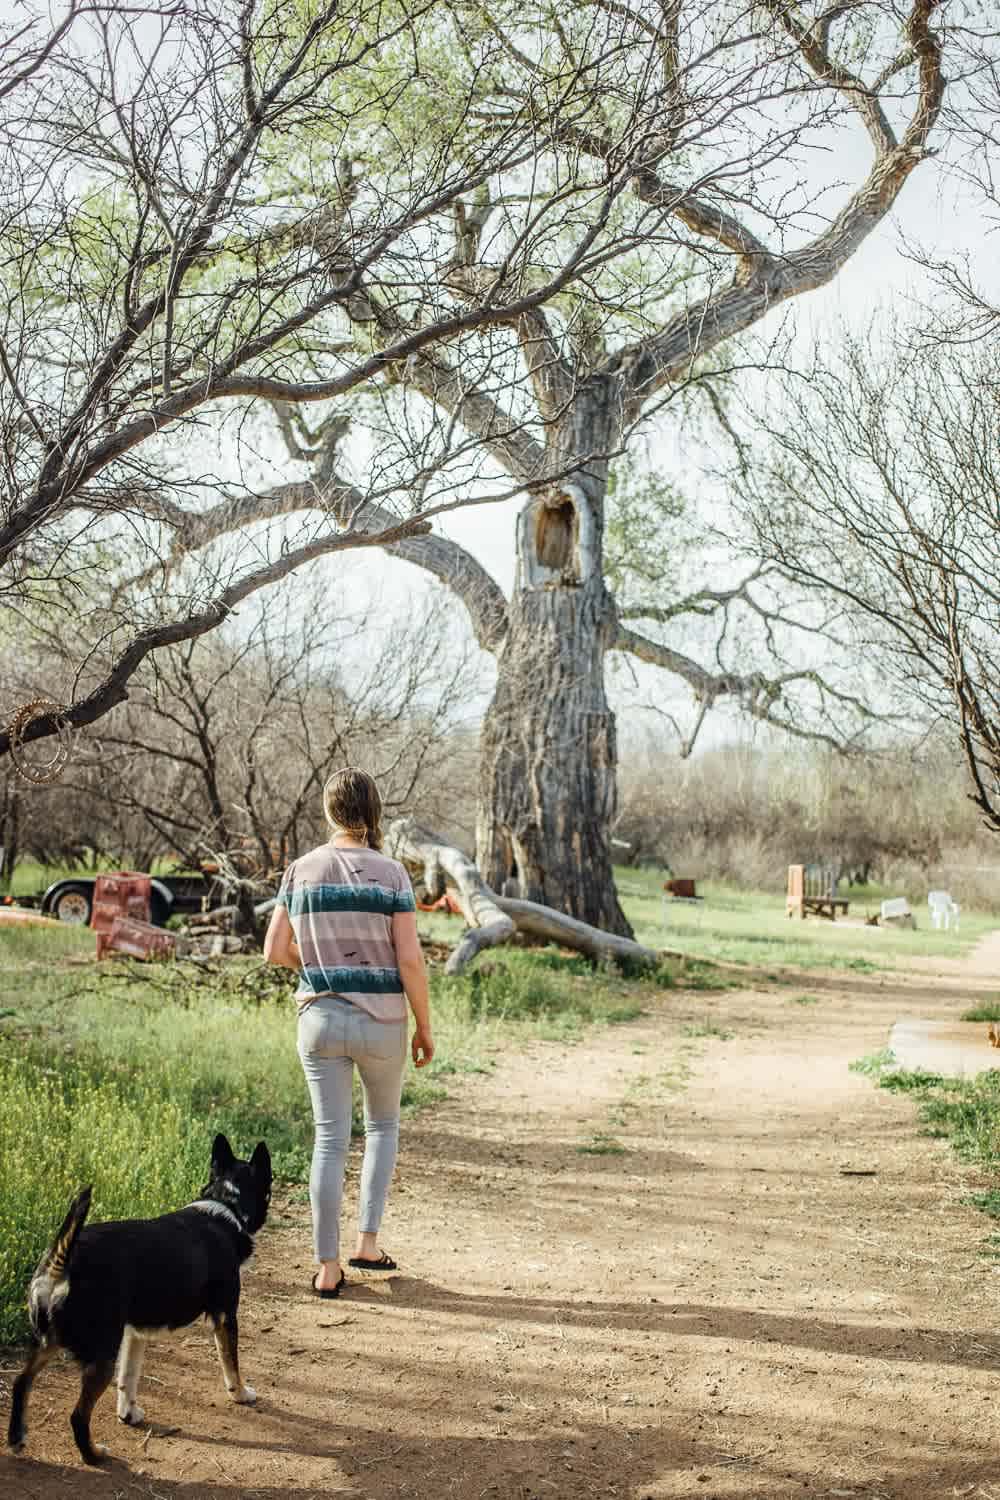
[0,936,726,1344]
[851,1045,1000,1248]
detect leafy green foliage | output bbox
[576,1133,626,1156]
[962,1000,1000,1022]
[680,1020,734,1040]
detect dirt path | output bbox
[4,940,1000,1499]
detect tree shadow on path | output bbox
[369,1275,1000,1373]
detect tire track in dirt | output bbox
[4,939,1000,1498]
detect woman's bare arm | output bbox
[392,910,434,1066]
[263,905,300,970]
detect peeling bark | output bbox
[475,382,632,936]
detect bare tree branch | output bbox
[0,511,431,758]
[734,327,1000,828]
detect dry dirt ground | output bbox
[4,935,1000,1500]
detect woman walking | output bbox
[264,768,433,1297]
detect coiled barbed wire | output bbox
[7,698,73,785]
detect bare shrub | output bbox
[1,582,481,880]
[616,736,1000,910]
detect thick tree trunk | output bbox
[476,380,632,937]
[0,784,20,889]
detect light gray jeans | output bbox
[297,997,408,1261]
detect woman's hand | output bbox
[411,1027,435,1067]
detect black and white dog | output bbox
[7,1133,271,1466]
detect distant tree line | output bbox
[0,583,478,884]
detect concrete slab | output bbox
[889,1017,1000,1079]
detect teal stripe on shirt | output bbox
[285,883,407,917]
[300,965,404,994]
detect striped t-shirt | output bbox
[276,844,416,1020]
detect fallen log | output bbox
[493,895,663,971]
[186,908,235,928]
[184,895,276,930]
[386,818,515,973]
[385,817,664,976]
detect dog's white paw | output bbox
[118,1403,146,1426]
[8,1439,26,1456]
[233,1384,257,1405]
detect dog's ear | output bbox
[211,1134,237,1176]
[250,1141,272,1182]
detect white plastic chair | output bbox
[927,890,960,932]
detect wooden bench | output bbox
[661,877,703,924]
[786,863,849,921]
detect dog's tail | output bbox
[47,1186,92,1280]
[29,1186,92,1338]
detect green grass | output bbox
[852,1050,1000,1241]
[440,949,646,1033]
[849,1048,899,1078]
[617,867,996,970]
[2,859,996,1343]
[14,857,993,976]
[962,1000,1000,1022]
[0,930,714,1342]
[0,1054,209,1345]
[576,1133,626,1156]
[680,1020,735,1041]
[965,1190,1000,1219]
[0,923,95,970]
[2,854,201,900]
[4,854,118,900]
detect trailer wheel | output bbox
[149,890,170,928]
[51,885,92,924]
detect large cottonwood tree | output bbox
[0,0,971,931]
[313,0,953,932]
